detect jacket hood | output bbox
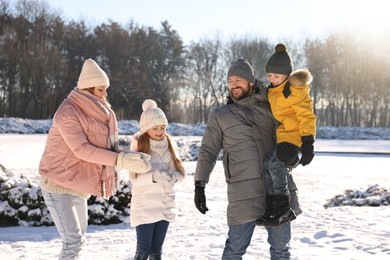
[288,68,313,86]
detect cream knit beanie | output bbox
[139,99,168,134]
[77,58,110,89]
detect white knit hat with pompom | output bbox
[139,99,168,134]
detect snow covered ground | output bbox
[0,119,390,260]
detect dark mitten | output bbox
[194,184,208,214]
[300,135,315,166]
[276,142,299,165]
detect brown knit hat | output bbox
[265,43,294,75]
[227,58,255,84]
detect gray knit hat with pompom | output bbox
[265,43,294,75]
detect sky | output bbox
[46,0,390,44]
[0,120,390,259]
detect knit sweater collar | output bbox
[150,136,168,156]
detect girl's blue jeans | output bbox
[135,220,169,256]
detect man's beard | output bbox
[229,86,251,100]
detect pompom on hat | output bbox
[227,58,255,84]
[139,99,168,134]
[77,58,110,89]
[265,43,294,75]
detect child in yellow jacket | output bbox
[256,43,316,226]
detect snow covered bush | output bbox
[87,180,132,225]
[0,164,132,227]
[0,164,48,227]
[324,185,390,208]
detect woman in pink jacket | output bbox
[39,58,151,260]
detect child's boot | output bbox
[256,195,296,226]
[256,194,275,226]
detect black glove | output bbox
[300,135,315,166]
[276,142,299,165]
[194,184,208,214]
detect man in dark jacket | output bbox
[194,58,301,259]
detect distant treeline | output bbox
[1,0,389,127]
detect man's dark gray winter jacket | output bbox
[195,92,300,225]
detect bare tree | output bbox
[185,38,225,123]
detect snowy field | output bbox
[0,118,390,260]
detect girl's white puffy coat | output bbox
[129,135,183,227]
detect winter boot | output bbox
[149,254,162,260]
[134,254,148,260]
[256,195,296,226]
[134,249,149,260]
[255,194,275,226]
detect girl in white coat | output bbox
[130,99,185,260]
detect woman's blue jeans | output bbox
[42,190,88,260]
[135,220,169,256]
[222,220,291,260]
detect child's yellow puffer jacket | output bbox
[268,68,316,147]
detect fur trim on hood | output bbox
[288,68,313,86]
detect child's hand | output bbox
[300,136,315,166]
[167,170,181,184]
[152,170,171,183]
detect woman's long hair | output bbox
[135,132,185,178]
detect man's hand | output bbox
[194,185,208,214]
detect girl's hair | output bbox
[134,132,185,178]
